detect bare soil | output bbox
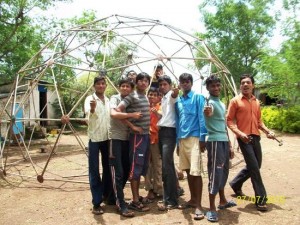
[0,132,299,225]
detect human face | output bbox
[147,91,159,105]
[136,78,149,92]
[155,68,163,78]
[94,79,106,95]
[240,77,254,98]
[179,79,192,94]
[127,72,137,83]
[119,83,133,97]
[159,80,171,95]
[207,81,222,97]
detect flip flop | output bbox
[194,208,205,220]
[218,200,237,210]
[128,201,150,212]
[206,211,218,222]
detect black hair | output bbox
[240,74,254,84]
[136,72,151,83]
[154,63,163,69]
[158,75,172,85]
[118,77,134,89]
[93,76,106,85]
[126,70,137,77]
[205,75,221,88]
[179,73,193,85]
[148,87,160,95]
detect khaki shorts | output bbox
[179,137,204,176]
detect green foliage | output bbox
[51,71,118,119]
[197,0,276,84]
[0,0,71,84]
[258,5,300,105]
[261,106,300,133]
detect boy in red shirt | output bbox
[144,87,163,200]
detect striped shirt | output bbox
[109,94,129,140]
[119,91,150,135]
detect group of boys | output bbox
[61,66,275,222]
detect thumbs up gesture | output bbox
[90,95,97,112]
[171,84,179,98]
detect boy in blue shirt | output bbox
[175,73,207,220]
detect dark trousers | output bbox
[109,139,130,210]
[230,135,267,205]
[88,140,114,207]
[159,127,178,206]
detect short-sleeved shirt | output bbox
[175,90,207,141]
[84,93,110,142]
[204,96,228,142]
[110,94,129,140]
[157,90,177,128]
[119,91,150,135]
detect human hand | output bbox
[90,96,97,111]
[203,105,213,117]
[172,85,180,97]
[267,131,275,139]
[199,141,206,152]
[239,133,251,143]
[132,126,143,134]
[130,111,142,119]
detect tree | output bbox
[0,0,70,84]
[258,0,300,105]
[197,0,276,83]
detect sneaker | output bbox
[92,205,104,215]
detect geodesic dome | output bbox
[0,14,237,184]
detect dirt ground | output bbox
[0,132,299,225]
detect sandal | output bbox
[194,208,205,220]
[92,206,104,215]
[139,196,154,204]
[158,204,178,211]
[120,208,135,217]
[218,200,237,209]
[128,201,150,212]
[206,211,218,222]
[256,204,268,212]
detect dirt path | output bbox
[0,133,299,225]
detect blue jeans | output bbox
[159,127,178,206]
[109,139,130,210]
[88,140,114,207]
[230,135,267,205]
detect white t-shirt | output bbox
[157,90,177,128]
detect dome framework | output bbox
[0,14,237,184]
